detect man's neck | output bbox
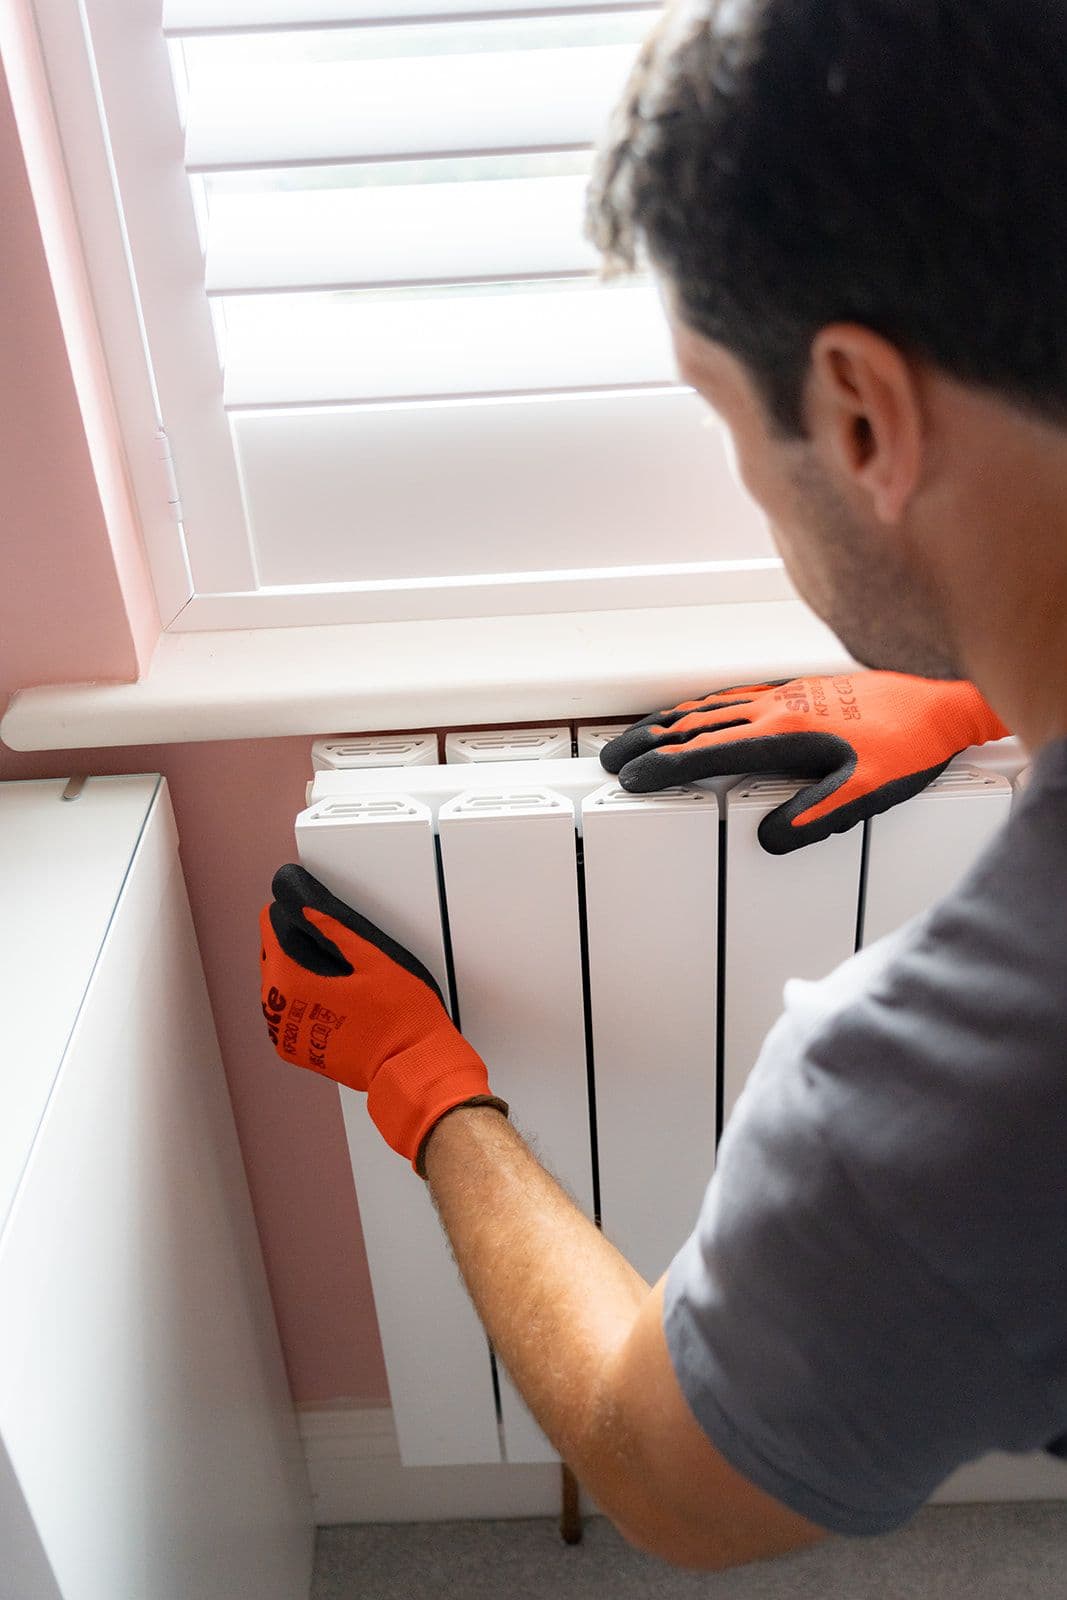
[962,579,1067,758]
[936,400,1067,758]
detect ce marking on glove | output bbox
[831,676,861,720]
[306,1002,347,1071]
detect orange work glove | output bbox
[600,673,1009,854]
[260,865,508,1176]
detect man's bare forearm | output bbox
[421,1105,823,1573]
[422,1105,651,1517]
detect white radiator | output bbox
[297,729,1025,1478]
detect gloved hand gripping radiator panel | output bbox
[297,735,1018,1470]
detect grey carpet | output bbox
[313,1503,1065,1599]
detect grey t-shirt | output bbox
[663,737,1067,1536]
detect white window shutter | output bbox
[34,0,784,629]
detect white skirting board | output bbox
[298,1406,597,1526]
[298,1406,1067,1526]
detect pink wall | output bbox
[0,45,388,1403]
[0,32,158,687]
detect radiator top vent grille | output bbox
[445,789,569,817]
[928,765,1001,791]
[588,784,712,808]
[575,725,631,756]
[312,734,438,771]
[445,729,572,763]
[733,776,803,803]
[309,796,425,822]
[731,762,1011,810]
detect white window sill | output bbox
[1,600,852,751]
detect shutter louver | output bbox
[164,0,643,25]
[165,9,678,408]
[204,174,598,293]
[182,45,639,169]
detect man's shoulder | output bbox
[664,751,1067,1536]
[754,749,1067,1371]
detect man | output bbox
[260,0,1067,1568]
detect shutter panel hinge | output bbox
[154,426,184,526]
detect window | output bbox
[31,1,784,632]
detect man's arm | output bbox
[422,1104,825,1570]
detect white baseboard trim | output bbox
[298,1405,599,1526]
[299,1405,1067,1527]
[934,1451,1067,1506]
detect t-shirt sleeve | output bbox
[662,942,1056,1537]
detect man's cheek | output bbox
[722,428,779,518]
[720,424,745,494]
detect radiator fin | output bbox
[295,797,502,1468]
[861,766,1012,946]
[721,780,863,1128]
[437,787,592,1465]
[582,782,719,1285]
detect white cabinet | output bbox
[0,776,313,1600]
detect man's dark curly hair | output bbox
[587,0,1067,436]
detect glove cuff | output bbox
[365,1032,507,1174]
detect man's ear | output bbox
[805,325,924,524]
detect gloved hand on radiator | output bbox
[600,672,1008,854]
[260,864,508,1176]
